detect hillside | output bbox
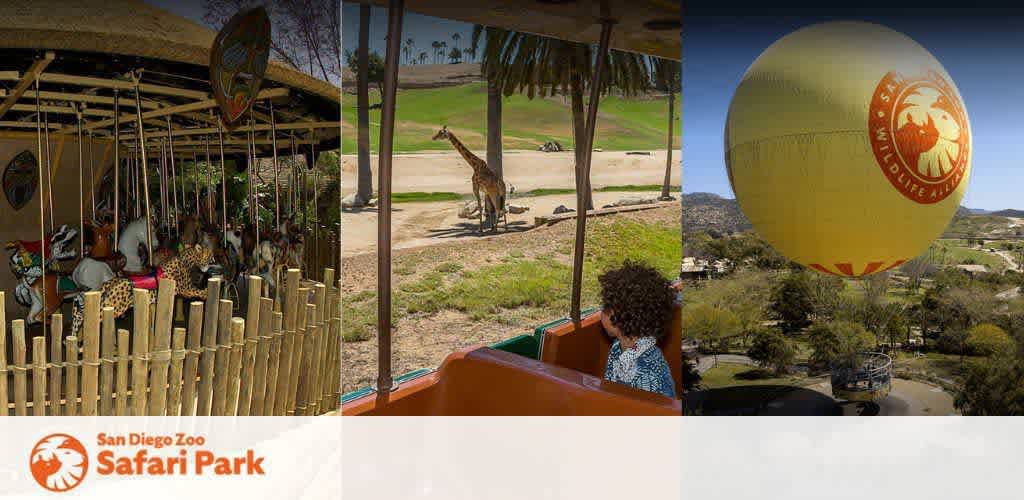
[682,192,750,234]
[340,81,680,153]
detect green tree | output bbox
[472,28,651,211]
[956,354,1024,415]
[807,321,875,372]
[682,303,741,366]
[966,323,1013,356]
[747,328,794,375]
[770,271,815,332]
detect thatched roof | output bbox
[0,0,338,104]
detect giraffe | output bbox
[432,126,507,233]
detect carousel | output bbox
[0,1,340,416]
[340,0,682,416]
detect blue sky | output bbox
[684,13,1024,210]
[341,4,476,65]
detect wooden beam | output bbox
[124,120,336,140]
[75,87,290,134]
[0,52,55,120]
[32,73,209,100]
[0,120,61,130]
[144,137,318,147]
[17,90,161,110]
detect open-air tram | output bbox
[341,0,682,416]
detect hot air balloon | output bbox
[725,21,971,277]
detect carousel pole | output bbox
[217,116,227,239]
[376,0,404,396]
[246,111,258,238]
[269,100,281,228]
[192,151,200,215]
[113,89,119,248]
[43,109,54,231]
[310,132,318,275]
[290,132,297,221]
[569,17,614,325]
[204,133,213,224]
[88,131,96,220]
[132,71,154,265]
[33,77,46,339]
[159,139,167,235]
[166,116,179,236]
[133,124,141,219]
[76,105,84,257]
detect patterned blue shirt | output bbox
[604,340,677,398]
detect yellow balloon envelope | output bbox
[725,21,971,277]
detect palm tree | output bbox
[465,44,477,63]
[447,47,461,64]
[471,25,503,181]
[452,32,461,53]
[406,38,415,62]
[462,48,472,63]
[418,51,427,65]
[474,28,651,210]
[431,41,441,64]
[651,57,681,200]
[352,4,373,206]
[402,44,410,65]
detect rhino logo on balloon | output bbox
[869,70,970,204]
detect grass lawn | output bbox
[342,217,681,341]
[700,362,803,389]
[341,82,680,153]
[932,239,1007,272]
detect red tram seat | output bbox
[540,305,683,397]
[341,346,681,416]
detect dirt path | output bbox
[341,203,681,394]
[342,190,667,256]
[341,150,676,196]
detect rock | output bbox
[458,201,480,219]
[508,204,529,214]
[342,193,371,209]
[538,141,564,152]
[553,205,575,215]
[602,197,658,209]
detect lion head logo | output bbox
[868,70,969,204]
[29,434,88,493]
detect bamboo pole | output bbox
[286,288,309,415]
[12,320,26,416]
[226,317,245,415]
[267,311,284,415]
[149,278,176,416]
[196,278,221,416]
[180,301,204,416]
[211,299,232,415]
[65,336,79,416]
[131,289,150,416]
[32,337,46,416]
[0,293,7,416]
[167,327,186,416]
[49,316,63,416]
[81,291,101,416]
[251,297,273,416]
[273,270,300,415]
[238,275,262,415]
[99,307,115,415]
[313,283,327,413]
[115,329,128,416]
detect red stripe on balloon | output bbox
[809,264,839,276]
[881,260,906,272]
[836,263,855,276]
[861,261,884,275]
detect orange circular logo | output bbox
[868,70,969,204]
[30,434,88,493]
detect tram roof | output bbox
[0,0,339,155]
[352,0,680,61]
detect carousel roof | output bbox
[0,0,339,157]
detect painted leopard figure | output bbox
[71,245,214,335]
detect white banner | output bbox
[343,417,682,500]
[0,417,340,499]
[681,418,1022,500]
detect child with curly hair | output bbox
[599,261,677,398]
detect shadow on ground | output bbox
[685,385,841,416]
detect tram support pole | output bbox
[270,99,281,229]
[376,0,404,396]
[76,105,84,257]
[570,16,614,326]
[34,77,46,339]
